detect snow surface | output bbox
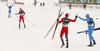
[0,0,100,51]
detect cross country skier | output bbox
[43,2,45,6]
[33,2,36,6]
[33,0,37,6]
[15,8,26,29]
[58,13,77,48]
[69,3,72,10]
[6,3,14,18]
[77,14,96,47]
[83,2,86,10]
[40,2,42,7]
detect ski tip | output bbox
[44,37,46,39]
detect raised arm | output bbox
[11,4,14,8]
[6,3,9,7]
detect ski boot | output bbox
[19,25,20,29]
[87,42,92,47]
[24,25,26,29]
[66,45,68,48]
[61,43,65,47]
[66,42,69,48]
[8,15,11,18]
[93,40,96,45]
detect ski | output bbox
[52,6,62,40]
[44,21,57,39]
[77,27,100,34]
[44,12,64,39]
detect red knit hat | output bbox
[65,13,69,17]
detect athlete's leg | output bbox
[19,16,21,29]
[22,17,26,28]
[88,27,93,47]
[65,27,68,48]
[60,27,65,47]
[8,10,11,17]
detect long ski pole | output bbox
[15,15,18,19]
[52,6,62,40]
[25,18,36,27]
[44,21,57,39]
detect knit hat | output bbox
[65,13,69,17]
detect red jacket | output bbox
[19,10,25,17]
[59,18,75,24]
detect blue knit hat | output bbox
[86,14,90,17]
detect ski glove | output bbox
[57,18,59,22]
[75,15,78,21]
[85,30,88,34]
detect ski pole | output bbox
[44,21,57,39]
[25,18,36,27]
[15,15,18,19]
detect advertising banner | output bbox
[59,0,100,4]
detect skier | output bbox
[34,0,37,3]
[43,2,45,6]
[83,2,86,10]
[33,2,36,6]
[58,13,77,48]
[15,8,26,29]
[33,0,37,6]
[40,2,42,7]
[69,3,72,10]
[77,14,96,47]
[6,3,14,18]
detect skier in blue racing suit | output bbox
[6,3,14,18]
[77,14,96,47]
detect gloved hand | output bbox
[57,18,59,22]
[75,15,78,18]
[86,32,88,34]
[75,15,78,21]
[85,30,88,34]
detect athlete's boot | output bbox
[87,42,92,47]
[19,25,20,29]
[24,24,26,28]
[93,40,96,45]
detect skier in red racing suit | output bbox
[15,8,26,29]
[58,13,77,48]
